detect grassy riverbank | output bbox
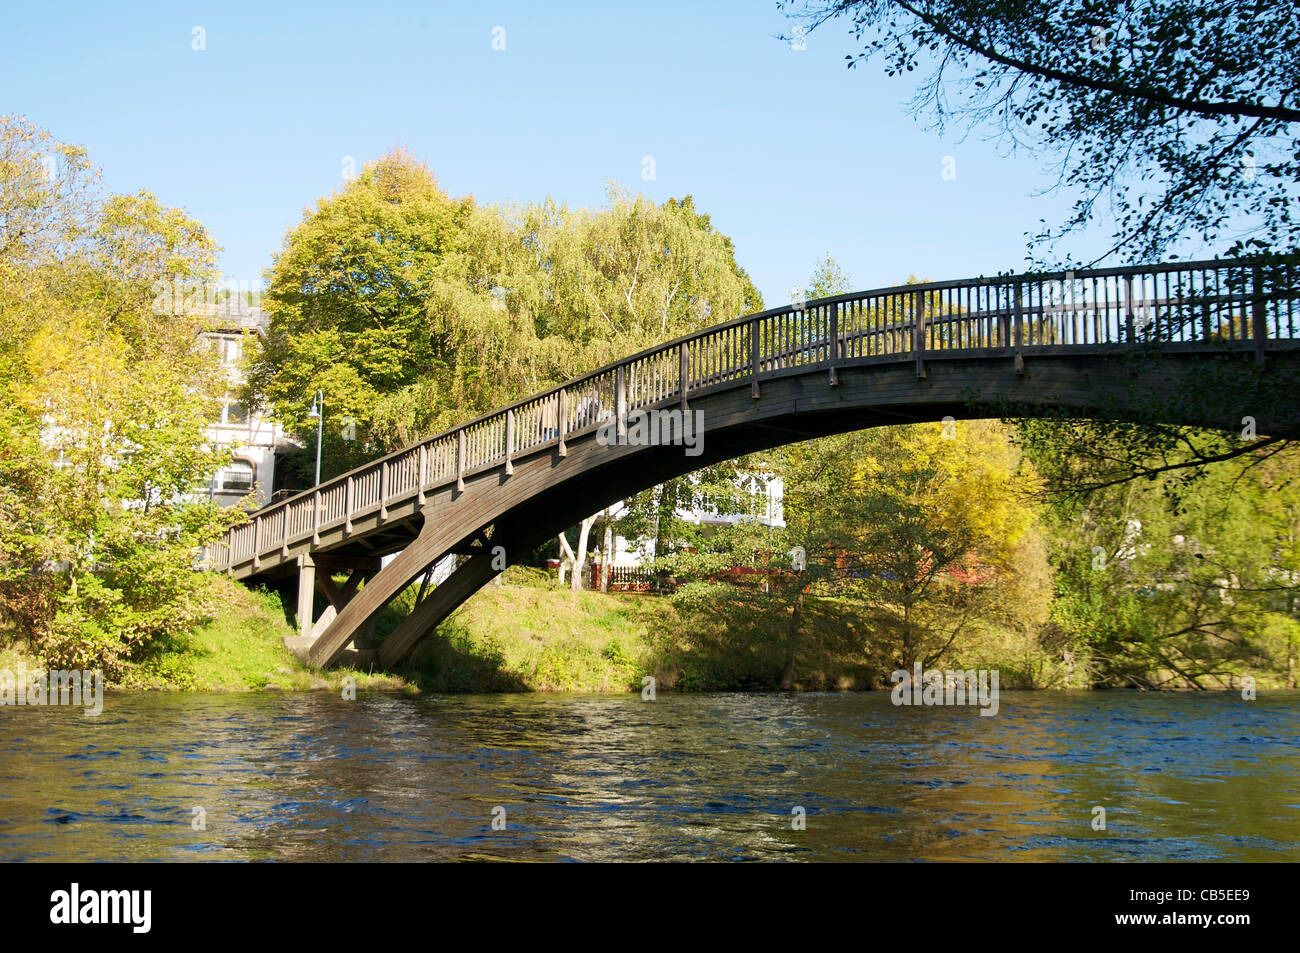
[0,569,884,693]
[388,567,891,693]
[2,567,1092,693]
[0,576,400,694]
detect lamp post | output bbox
[307,389,323,486]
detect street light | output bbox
[307,389,323,486]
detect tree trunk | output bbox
[557,532,574,586]
[571,513,598,592]
[600,510,613,593]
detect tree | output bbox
[787,0,1299,266]
[1022,418,1300,688]
[249,150,530,482]
[556,513,599,592]
[524,187,763,374]
[251,157,765,503]
[0,116,239,677]
[829,422,1048,672]
[655,422,1051,687]
[516,186,764,578]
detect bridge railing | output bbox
[205,256,1298,572]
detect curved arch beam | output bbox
[326,350,1300,668]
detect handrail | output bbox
[207,255,1300,571]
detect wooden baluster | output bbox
[914,289,927,379]
[1124,275,1136,342]
[417,444,427,506]
[1068,272,1077,345]
[1014,283,1025,374]
[1253,265,1268,364]
[827,303,839,386]
[680,342,690,411]
[1200,269,1212,343]
[750,319,761,399]
[312,489,321,545]
[1094,278,1103,344]
[280,506,289,558]
[505,408,515,475]
[558,389,568,457]
[1102,277,1113,344]
[615,366,627,441]
[456,430,465,491]
[344,476,353,533]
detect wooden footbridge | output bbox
[205,257,1300,668]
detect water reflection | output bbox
[0,691,1296,861]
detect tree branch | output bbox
[889,0,1300,124]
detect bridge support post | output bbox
[302,555,382,649]
[296,554,316,639]
[377,554,503,668]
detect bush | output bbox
[0,572,65,641]
[39,560,217,680]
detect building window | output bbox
[217,459,255,492]
[224,397,249,425]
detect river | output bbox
[0,690,1296,861]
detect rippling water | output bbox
[0,690,1297,861]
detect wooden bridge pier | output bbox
[285,553,382,660]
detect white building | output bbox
[198,305,286,508]
[602,466,785,569]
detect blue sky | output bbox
[4,0,1124,307]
